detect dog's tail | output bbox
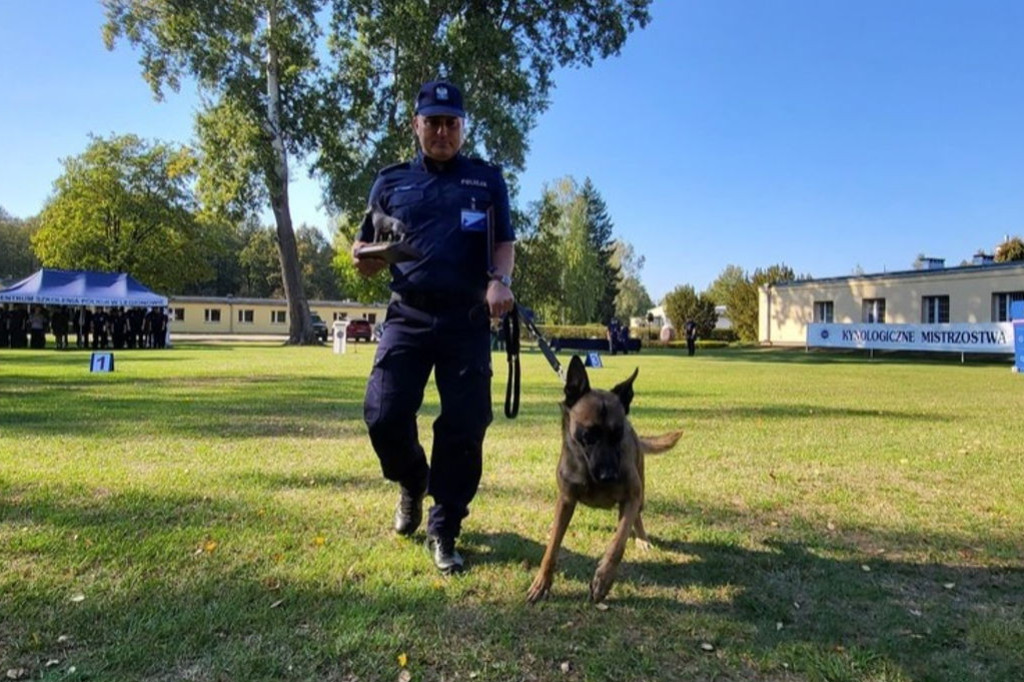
[638,430,683,454]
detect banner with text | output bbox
[807,323,1014,353]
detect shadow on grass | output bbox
[2,479,1023,681]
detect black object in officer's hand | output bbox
[355,208,422,264]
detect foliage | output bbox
[103,0,652,342]
[31,134,208,293]
[662,284,717,337]
[315,1,654,218]
[994,236,1024,262]
[0,208,40,281]
[515,199,564,323]
[610,241,652,320]
[331,227,391,304]
[580,178,620,324]
[296,225,340,300]
[706,264,746,306]
[614,274,654,320]
[722,263,797,343]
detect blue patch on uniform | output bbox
[460,209,487,232]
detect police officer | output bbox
[352,80,515,574]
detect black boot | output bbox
[425,533,464,574]
[393,485,425,536]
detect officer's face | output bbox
[413,115,464,162]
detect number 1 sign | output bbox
[90,352,115,373]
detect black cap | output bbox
[415,80,465,117]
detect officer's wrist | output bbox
[488,270,512,288]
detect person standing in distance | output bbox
[351,80,516,574]
[684,318,698,356]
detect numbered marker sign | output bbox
[90,352,115,373]
[585,351,603,368]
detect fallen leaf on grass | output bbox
[776,622,784,631]
[860,565,871,572]
[595,602,609,611]
[398,670,411,682]
[313,536,326,547]
[69,593,85,603]
[57,635,71,644]
[397,653,407,667]
[45,660,60,668]
[909,609,922,617]
[204,540,218,553]
[700,642,715,652]
[943,582,955,590]
[6,669,27,680]
[270,600,284,609]
[560,661,572,673]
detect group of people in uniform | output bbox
[0,304,169,350]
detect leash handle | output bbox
[502,308,521,418]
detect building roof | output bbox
[771,260,1024,289]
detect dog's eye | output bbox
[575,427,600,445]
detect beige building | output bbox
[167,296,387,336]
[759,257,1024,347]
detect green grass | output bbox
[2,343,1023,681]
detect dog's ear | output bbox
[611,367,639,414]
[564,355,590,408]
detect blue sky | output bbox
[2,1,1022,302]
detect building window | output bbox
[271,310,287,324]
[238,309,254,324]
[813,301,834,323]
[992,291,1024,322]
[921,295,950,323]
[204,308,222,323]
[862,298,885,324]
[367,313,377,324]
[172,308,185,322]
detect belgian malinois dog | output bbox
[527,355,682,603]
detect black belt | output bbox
[391,291,483,314]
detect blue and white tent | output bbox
[0,269,167,308]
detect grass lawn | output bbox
[2,342,1023,681]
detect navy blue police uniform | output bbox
[360,149,514,541]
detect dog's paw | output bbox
[635,538,652,553]
[589,567,615,603]
[527,574,552,604]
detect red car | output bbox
[346,319,373,342]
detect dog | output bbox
[527,355,682,603]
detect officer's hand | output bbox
[486,279,515,319]
[351,241,388,277]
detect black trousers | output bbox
[363,299,492,539]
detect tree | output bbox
[580,179,620,324]
[615,276,653,321]
[239,226,284,298]
[103,0,653,343]
[662,284,717,338]
[0,208,40,281]
[610,240,651,320]
[727,263,796,343]
[31,134,209,293]
[296,225,340,300]
[515,195,564,323]
[995,236,1024,262]
[706,265,746,306]
[330,227,391,304]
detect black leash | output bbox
[502,303,564,419]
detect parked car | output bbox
[346,319,373,342]
[310,314,329,342]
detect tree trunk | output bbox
[266,3,314,344]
